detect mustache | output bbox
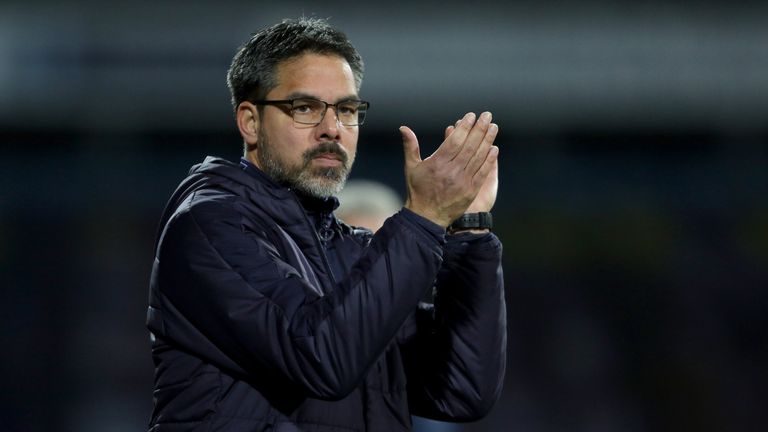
[303,142,348,165]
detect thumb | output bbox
[399,126,421,169]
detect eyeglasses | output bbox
[252,98,370,127]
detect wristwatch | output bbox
[448,212,493,233]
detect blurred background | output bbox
[1,0,766,431]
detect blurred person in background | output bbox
[146,17,505,431]
[335,179,401,232]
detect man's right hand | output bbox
[400,111,500,228]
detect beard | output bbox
[256,130,353,198]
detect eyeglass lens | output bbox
[292,99,367,126]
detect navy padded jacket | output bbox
[146,156,506,431]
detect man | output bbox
[147,17,505,432]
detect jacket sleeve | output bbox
[402,232,507,421]
[147,201,444,400]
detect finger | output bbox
[399,126,422,170]
[484,152,499,187]
[452,111,492,165]
[433,112,476,161]
[472,145,499,189]
[444,125,455,141]
[466,122,499,175]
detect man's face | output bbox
[251,53,359,198]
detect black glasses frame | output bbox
[252,98,370,126]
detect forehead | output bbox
[269,53,358,99]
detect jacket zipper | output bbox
[292,194,339,290]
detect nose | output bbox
[316,105,341,140]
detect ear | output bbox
[236,101,260,148]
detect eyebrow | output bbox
[284,91,361,103]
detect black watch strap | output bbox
[448,212,493,232]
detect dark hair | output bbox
[226,17,365,112]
